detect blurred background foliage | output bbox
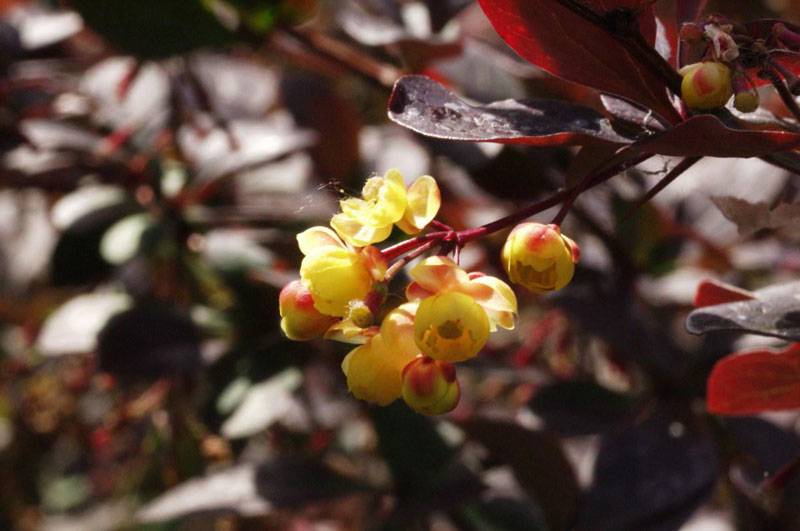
[0,0,799,530]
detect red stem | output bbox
[381,152,655,263]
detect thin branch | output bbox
[621,156,702,223]
[762,66,800,122]
[276,28,402,88]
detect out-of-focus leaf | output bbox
[577,412,717,531]
[36,291,131,357]
[100,213,152,265]
[612,195,680,275]
[461,497,548,531]
[388,75,633,148]
[477,0,679,122]
[707,344,800,415]
[693,279,754,309]
[710,196,800,237]
[69,0,234,58]
[725,417,800,476]
[189,53,279,121]
[281,73,361,182]
[177,117,315,182]
[221,368,308,439]
[81,58,170,131]
[17,11,83,50]
[137,458,368,523]
[686,281,800,341]
[462,419,579,531]
[370,402,455,497]
[530,381,637,436]
[97,304,202,380]
[50,193,141,286]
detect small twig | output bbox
[276,28,402,88]
[621,156,702,222]
[551,151,652,225]
[384,240,437,281]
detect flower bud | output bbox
[401,356,460,415]
[279,280,338,340]
[299,247,373,317]
[346,300,374,328]
[501,223,579,294]
[680,62,733,110]
[414,291,490,362]
[732,73,759,113]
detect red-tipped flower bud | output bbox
[279,280,338,341]
[501,223,579,294]
[401,356,460,415]
[680,62,733,110]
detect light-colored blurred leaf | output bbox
[221,368,308,439]
[36,291,131,356]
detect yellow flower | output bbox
[414,291,490,362]
[401,356,460,415]
[330,169,441,247]
[679,62,733,110]
[297,226,385,317]
[341,304,420,405]
[406,256,517,332]
[279,280,338,341]
[501,223,579,294]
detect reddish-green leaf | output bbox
[388,75,633,147]
[478,0,680,122]
[707,344,800,415]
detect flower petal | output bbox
[297,226,345,256]
[331,212,393,247]
[409,256,471,293]
[397,175,441,234]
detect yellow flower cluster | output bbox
[281,170,581,415]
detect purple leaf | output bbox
[388,75,633,147]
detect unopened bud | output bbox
[401,356,460,415]
[279,280,338,341]
[346,300,374,328]
[732,71,759,113]
[501,223,579,294]
[680,62,733,110]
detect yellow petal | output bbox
[408,256,471,294]
[468,274,517,331]
[341,332,418,406]
[397,175,441,234]
[324,319,378,344]
[331,212,394,247]
[297,226,345,256]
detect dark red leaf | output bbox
[634,114,800,157]
[707,344,800,415]
[676,0,707,24]
[693,279,755,308]
[687,281,800,341]
[387,75,633,147]
[478,0,680,122]
[578,411,717,530]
